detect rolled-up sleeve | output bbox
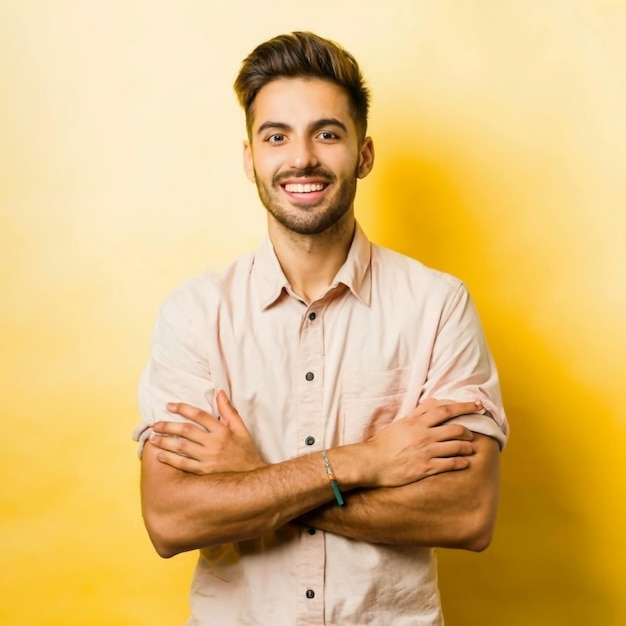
[421,283,508,449]
[133,276,217,457]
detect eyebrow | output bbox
[256,118,348,136]
[256,121,291,135]
[312,118,348,133]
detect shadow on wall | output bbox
[438,339,619,626]
[368,141,618,626]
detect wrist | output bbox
[321,450,344,506]
[326,442,378,490]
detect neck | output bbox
[269,214,356,303]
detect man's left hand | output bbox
[149,390,266,474]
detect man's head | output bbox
[234,31,370,141]
[235,33,375,239]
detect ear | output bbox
[243,140,255,182]
[357,136,375,179]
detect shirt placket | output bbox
[295,303,326,625]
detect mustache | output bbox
[273,168,336,186]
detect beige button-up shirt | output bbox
[134,224,508,625]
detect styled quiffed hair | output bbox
[233,31,370,139]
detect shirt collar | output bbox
[252,222,372,310]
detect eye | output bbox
[317,131,339,141]
[266,134,286,144]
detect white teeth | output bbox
[284,183,325,193]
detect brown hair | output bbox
[233,31,370,138]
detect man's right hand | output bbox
[357,400,482,488]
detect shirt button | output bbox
[305,436,315,446]
[306,589,315,599]
[308,311,316,321]
[307,528,316,535]
[305,371,314,381]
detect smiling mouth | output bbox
[283,182,328,193]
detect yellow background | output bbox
[1,1,624,624]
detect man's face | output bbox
[243,77,374,236]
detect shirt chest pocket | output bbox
[341,366,409,445]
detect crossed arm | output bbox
[141,391,500,558]
[298,432,499,549]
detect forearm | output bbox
[143,444,326,557]
[141,441,368,557]
[300,434,500,550]
[141,400,484,557]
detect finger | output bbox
[429,439,476,458]
[423,456,471,477]
[152,420,208,446]
[434,423,475,442]
[421,401,483,428]
[415,398,481,415]
[415,397,447,412]
[155,449,204,473]
[149,431,203,460]
[165,402,219,431]
[215,390,247,433]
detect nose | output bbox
[288,136,319,170]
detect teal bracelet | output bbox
[321,450,344,506]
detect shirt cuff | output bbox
[446,411,507,450]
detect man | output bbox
[134,31,508,625]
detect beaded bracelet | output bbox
[321,449,344,506]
